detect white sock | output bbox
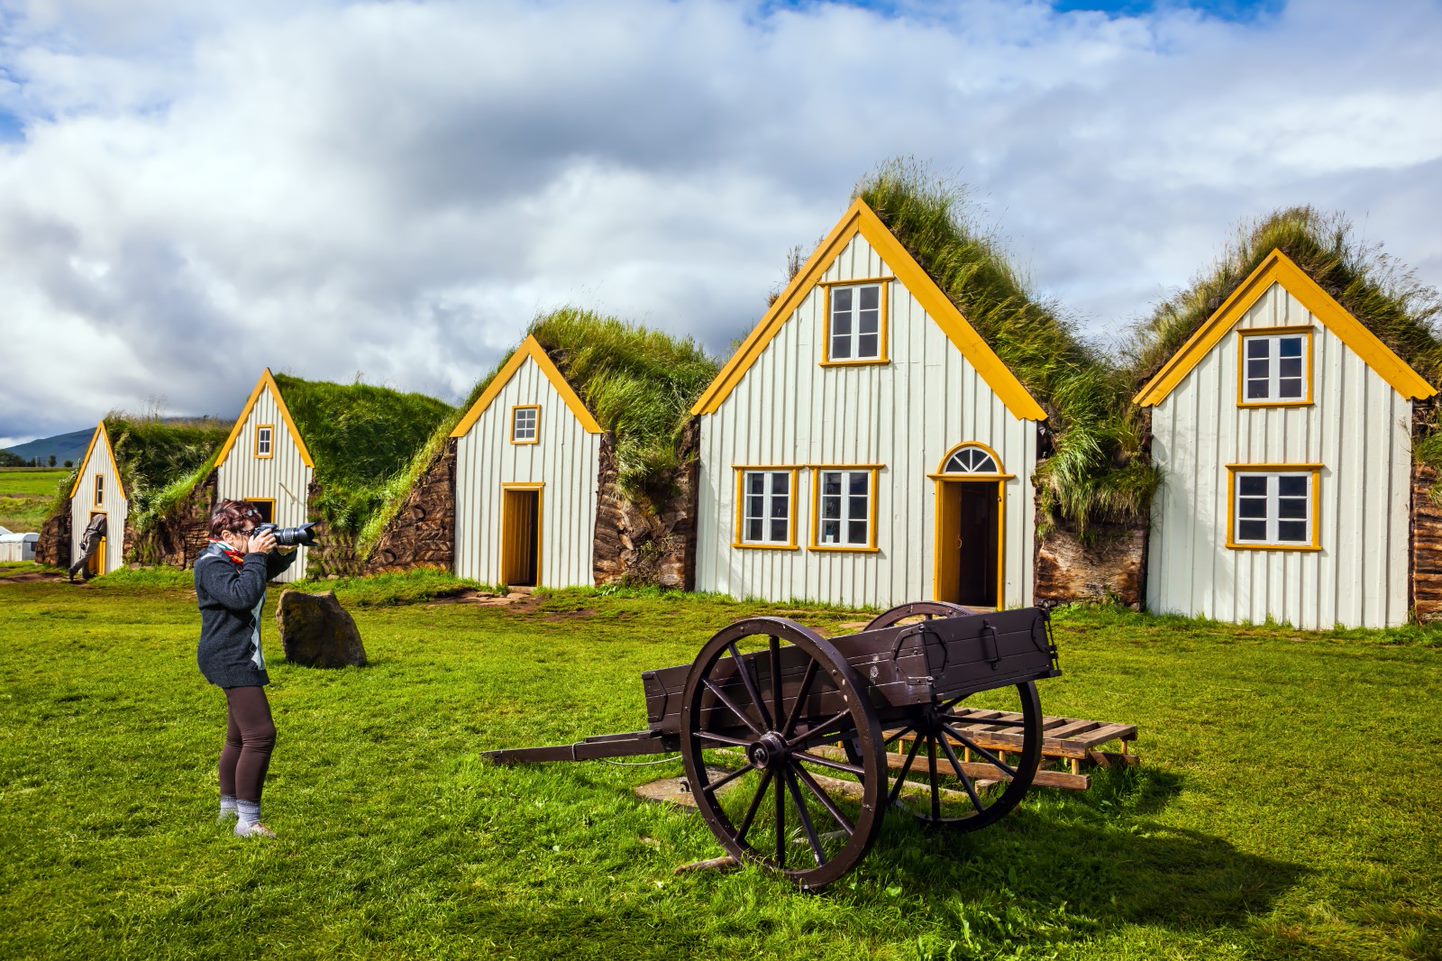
[237,799,261,825]
[219,795,238,820]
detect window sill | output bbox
[732,543,800,551]
[810,545,881,554]
[819,358,890,368]
[1237,400,1314,409]
[1226,542,1322,552]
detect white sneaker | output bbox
[235,820,277,839]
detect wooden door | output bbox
[500,488,541,587]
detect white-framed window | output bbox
[737,469,796,548]
[255,425,274,459]
[813,468,877,550]
[1240,330,1311,405]
[1230,468,1319,549]
[942,445,1000,474]
[94,474,104,507]
[511,406,540,444]
[828,283,884,362]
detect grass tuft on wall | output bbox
[857,160,1157,534]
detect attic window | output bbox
[255,425,274,459]
[942,445,1001,475]
[94,475,104,507]
[511,406,540,445]
[825,282,889,365]
[1240,329,1312,406]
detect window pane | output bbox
[747,473,764,495]
[848,520,867,543]
[1246,379,1269,400]
[746,495,764,519]
[858,307,879,335]
[1247,359,1269,379]
[1277,521,1308,542]
[770,519,788,542]
[1246,339,1270,359]
[1279,357,1302,378]
[832,310,852,336]
[1238,497,1268,519]
[1277,498,1307,519]
[1278,476,1308,498]
[770,472,788,495]
[823,496,841,520]
[1239,476,1268,496]
[858,285,878,310]
[823,473,842,496]
[849,494,867,520]
[849,472,868,495]
[770,496,787,521]
[1238,519,1267,540]
[1279,337,1303,358]
[822,520,840,543]
[747,518,762,541]
[834,288,852,311]
[831,334,852,360]
[1279,377,1303,399]
[858,334,879,357]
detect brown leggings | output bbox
[219,686,276,803]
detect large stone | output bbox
[275,590,368,668]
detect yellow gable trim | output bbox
[214,369,316,469]
[690,198,1047,422]
[450,335,603,438]
[1135,249,1437,407]
[69,421,127,501]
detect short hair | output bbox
[209,500,263,538]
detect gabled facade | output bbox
[70,422,126,576]
[450,336,605,588]
[214,369,315,583]
[693,198,1047,609]
[1136,249,1437,629]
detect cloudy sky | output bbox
[1,0,1439,447]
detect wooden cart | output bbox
[486,601,1061,889]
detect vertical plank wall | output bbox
[696,233,1038,609]
[70,428,127,574]
[216,387,314,582]
[454,358,602,588]
[1147,283,1412,629]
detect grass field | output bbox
[0,467,68,531]
[2,573,1438,960]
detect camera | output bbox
[255,522,318,548]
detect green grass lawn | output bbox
[0,468,68,531]
[1,576,1438,960]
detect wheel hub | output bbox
[747,731,789,770]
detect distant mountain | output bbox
[3,429,94,466]
[2,416,235,467]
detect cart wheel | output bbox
[863,601,978,631]
[680,617,886,890]
[883,681,1043,832]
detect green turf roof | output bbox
[858,161,1157,532]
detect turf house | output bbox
[364,309,717,588]
[691,168,1152,610]
[35,416,231,574]
[1133,209,1442,629]
[214,369,450,582]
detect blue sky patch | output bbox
[1052,0,1283,22]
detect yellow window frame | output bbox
[1226,463,1323,552]
[810,465,882,553]
[255,424,275,460]
[1237,326,1315,408]
[510,405,541,445]
[821,278,891,367]
[93,474,104,508]
[732,466,802,551]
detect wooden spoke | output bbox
[942,724,1018,779]
[695,730,753,748]
[928,734,941,821]
[702,678,763,737]
[793,750,865,778]
[727,642,773,730]
[791,763,855,836]
[886,731,927,807]
[788,709,851,749]
[882,722,916,748]
[780,659,819,738]
[735,769,773,844]
[774,771,785,869]
[784,768,826,867]
[937,731,984,813]
[769,635,783,729]
[700,763,754,796]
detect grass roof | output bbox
[359,307,718,555]
[46,417,232,529]
[858,161,1157,532]
[1128,205,1442,398]
[269,374,452,533]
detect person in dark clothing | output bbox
[68,513,107,581]
[195,499,297,839]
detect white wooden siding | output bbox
[71,429,127,574]
[697,233,1038,609]
[216,387,314,582]
[1147,283,1412,629]
[454,358,602,588]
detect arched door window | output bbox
[939,443,1002,475]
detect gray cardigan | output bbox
[195,541,298,688]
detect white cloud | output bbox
[0,0,1439,442]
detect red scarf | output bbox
[209,539,246,567]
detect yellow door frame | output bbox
[499,483,544,587]
[88,510,108,577]
[931,477,1006,609]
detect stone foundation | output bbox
[127,471,218,568]
[34,509,71,568]
[593,421,699,589]
[1411,461,1442,621]
[366,440,457,574]
[1034,520,1146,608]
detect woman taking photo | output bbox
[195,500,297,839]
